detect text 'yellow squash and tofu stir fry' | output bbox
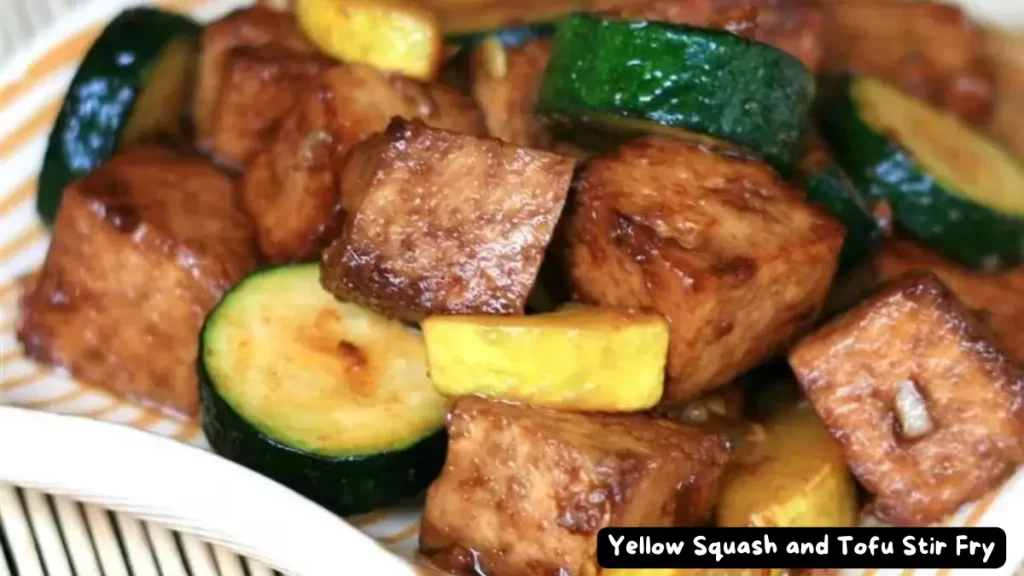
[18,0,1024,574]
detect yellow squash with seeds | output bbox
[716,403,858,531]
[295,0,442,80]
[422,307,669,412]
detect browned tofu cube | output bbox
[208,45,331,167]
[420,397,730,576]
[984,28,1024,159]
[469,39,552,148]
[194,5,317,152]
[789,274,1024,526]
[988,84,1024,162]
[320,118,575,321]
[752,0,825,74]
[565,136,844,405]
[820,0,993,123]
[240,64,486,264]
[17,147,258,417]
[874,239,1024,363]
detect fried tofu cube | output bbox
[422,306,669,412]
[194,5,317,152]
[208,45,331,167]
[820,0,993,123]
[565,136,844,405]
[988,85,1024,162]
[420,397,731,576]
[240,64,486,263]
[789,274,1024,526]
[469,38,553,148]
[984,28,1024,158]
[17,147,258,417]
[874,239,1024,363]
[320,118,575,321]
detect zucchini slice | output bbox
[797,130,884,269]
[535,13,816,173]
[37,8,199,225]
[822,76,1024,269]
[199,264,448,516]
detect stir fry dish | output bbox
[15,0,1024,574]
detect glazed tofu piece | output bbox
[17,147,258,417]
[565,136,844,405]
[469,39,552,147]
[750,0,825,74]
[420,397,730,576]
[789,274,1024,526]
[241,64,486,263]
[208,45,331,167]
[983,28,1024,159]
[988,86,1024,162]
[820,0,993,123]
[194,5,317,151]
[320,118,575,321]
[874,239,1024,363]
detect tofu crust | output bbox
[420,397,731,576]
[194,5,317,152]
[469,39,553,148]
[17,146,257,417]
[320,118,575,322]
[820,0,994,123]
[209,45,331,167]
[874,239,1024,363]
[789,273,1024,526]
[565,136,844,405]
[240,64,486,264]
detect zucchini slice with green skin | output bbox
[199,264,448,516]
[535,14,816,173]
[37,8,200,225]
[821,75,1024,269]
[797,130,883,269]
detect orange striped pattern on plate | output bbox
[0,1,1019,576]
[0,0,427,560]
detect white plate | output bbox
[0,1,1022,576]
[0,405,417,576]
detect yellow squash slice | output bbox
[295,0,442,80]
[422,306,669,412]
[717,403,859,530]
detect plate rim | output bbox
[0,2,1022,576]
[0,404,418,576]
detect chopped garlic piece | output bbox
[895,379,933,438]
